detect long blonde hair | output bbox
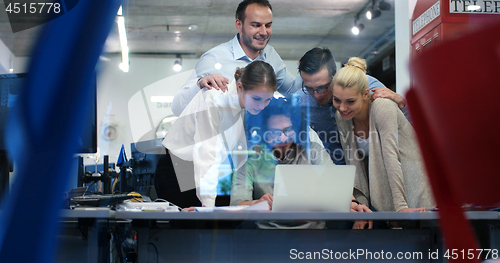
[332,57,368,94]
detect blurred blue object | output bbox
[117,144,128,166]
[0,1,122,263]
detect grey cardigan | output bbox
[336,98,435,212]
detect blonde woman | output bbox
[332,57,435,212]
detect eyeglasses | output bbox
[266,126,295,139]
[302,77,333,95]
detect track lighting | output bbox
[378,0,391,11]
[366,0,382,20]
[352,22,364,35]
[173,55,182,72]
[366,9,381,20]
[117,5,129,72]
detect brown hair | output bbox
[235,0,272,23]
[234,61,277,91]
[332,57,368,94]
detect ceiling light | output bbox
[352,20,364,35]
[366,9,381,20]
[173,55,182,72]
[173,60,182,72]
[116,5,129,72]
[378,0,391,11]
[167,24,198,33]
[9,53,13,73]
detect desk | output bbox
[55,208,114,263]
[115,210,499,221]
[115,211,499,263]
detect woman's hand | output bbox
[398,207,427,212]
[350,202,373,229]
[351,203,371,212]
[181,206,197,212]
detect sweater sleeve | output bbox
[230,161,256,206]
[372,99,408,211]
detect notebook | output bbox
[272,165,356,212]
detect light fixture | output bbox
[8,53,13,73]
[167,24,198,33]
[352,17,364,35]
[366,9,382,20]
[366,0,382,20]
[378,0,391,11]
[117,5,129,72]
[173,55,182,72]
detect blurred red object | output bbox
[408,20,500,263]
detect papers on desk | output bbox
[116,201,180,212]
[195,201,270,212]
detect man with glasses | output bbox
[292,47,406,165]
[231,98,371,229]
[231,98,332,216]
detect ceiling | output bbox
[0,0,395,64]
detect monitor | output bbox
[0,73,97,154]
[0,73,97,198]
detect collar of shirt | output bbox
[328,104,337,118]
[273,143,299,164]
[232,34,267,62]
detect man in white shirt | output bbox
[171,0,297,116]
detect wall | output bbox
[395,0,418,96]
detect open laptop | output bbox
[272,165,355,212]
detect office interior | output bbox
[0,0,499,262]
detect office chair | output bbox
[407,20,500,263]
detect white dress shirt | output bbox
[171,34,297,116]
[163,80,247,207]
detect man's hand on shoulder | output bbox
[198,74,229,92]
[371,87,406,109]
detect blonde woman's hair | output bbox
[332,57,368,94]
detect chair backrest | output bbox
[407,19,500,262]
